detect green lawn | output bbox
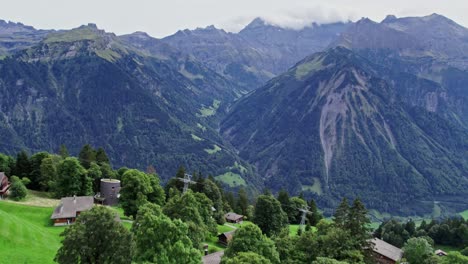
[0,201,64,264]
[198,100,221,117]
[289,224,317,236]
[301,177,323,195]
[434,244,462,253]
[204,144,222,154]
[215,172,246,187]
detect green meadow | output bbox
[0,201,63,264]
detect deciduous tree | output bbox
[132,203,201,264]
[403,237,434,264]
[39,156,57,191]
[55,206,133,264]
[253,195,288,236]
[9,176,27,200]
[223,223,280,264]
[223,252,272,264]
[120,169,153,218]
[56,157,89,197]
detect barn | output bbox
[217,230,235,246]
[224,212,244,223]
[50,196,94,226]
[371,238,404,264]
[0,172,10,198]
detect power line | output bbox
[298,205,311,231]
[178,173,196,194]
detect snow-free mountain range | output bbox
[0,14,467,216]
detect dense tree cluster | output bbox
[375,217,468,250]
[0,145,114,198]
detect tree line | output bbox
[1,148,467,263]
[0,144,114,200]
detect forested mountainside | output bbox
[0,24,258,188]
[162,18,349,90]
[221,47,468,215]
[0,14,467,215]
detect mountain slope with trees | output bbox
[0,24,257,186]
[221,47,468,215]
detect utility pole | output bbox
[298,205,311,231]
[178,173,196,194]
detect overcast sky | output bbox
[1,0,467,38]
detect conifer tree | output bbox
[78,144,96,169]
[237,187,249,216]
[15,150,31,179]
[333,198,350,228]
[59,144,69,158]
[308,199,323,226]
[277,189,290,216]
[95,147,110,165]
[346,198,371,239]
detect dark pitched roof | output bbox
[51,196,94,219]
[218,230,235,240]
[225,212,243,221]
[435,249,448,256]
[202,251,224,264]
[371,238,404,262]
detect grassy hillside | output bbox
[460,210,468,220]
[0,201,63,264]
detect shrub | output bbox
[9,176,28,201]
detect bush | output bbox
[461,247,468,256]
[9,176,28,201]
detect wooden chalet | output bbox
[50,196,94,226]
[435,249,448,257]
[224,212,243,223]
[0,172,10,198]
[217,230,235,246]
[371,238,404,264]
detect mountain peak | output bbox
[356,17,377,25]
[127,31,152,39]
[43,24,110,43]
[0,19,36,32]
[427,13,445,19]
[243,17,268,30]
[382,15,398,23]
[79,23,98,30]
